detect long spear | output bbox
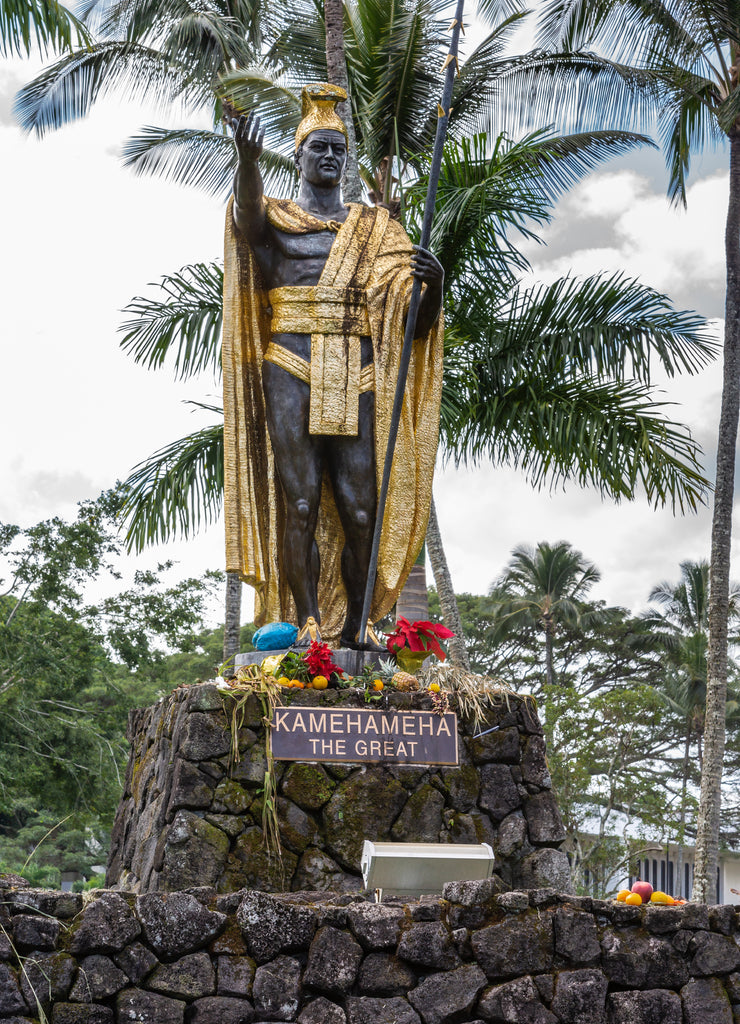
[358,0,466,645]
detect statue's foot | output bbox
[340,622,387,654]
[291,617,322,650]
[341,638,388,653]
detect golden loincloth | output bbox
[264,284,374,434]
[263,341,375,394]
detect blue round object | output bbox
[253,622,298,650]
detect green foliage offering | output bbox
[220,670,284,864]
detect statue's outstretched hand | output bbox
[411,246,444,289]
[231,111,265,164]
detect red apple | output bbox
[631,880,653,902]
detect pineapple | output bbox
[392,670,419,692]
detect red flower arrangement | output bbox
[385,617,455,662]
[303,640,344,680]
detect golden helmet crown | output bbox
[295,83,348,152]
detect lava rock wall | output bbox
[105,684,568,894]
[2,881,740,1023]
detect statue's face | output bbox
[296,129,347,186]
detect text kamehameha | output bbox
[270,707,459,765]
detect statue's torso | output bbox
[252,206,371,364]
[262,228,336,288]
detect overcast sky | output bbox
[0,41,734,628]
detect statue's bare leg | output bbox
[326,390,382,648]
[262,361,323,627]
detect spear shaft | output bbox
[358,0,466,645]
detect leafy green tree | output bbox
[0,493,222,875]
[0,805,105,889]
[537,0,740,910]
[442,575,689,894]
[643,560,740,895]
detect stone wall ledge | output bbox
[2,879,740,1023]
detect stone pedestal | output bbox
[106,684,570,895]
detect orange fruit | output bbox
[372,680,384,691]
[290,680,305,689]
[625,893,642,905]
[312,675,328,690]
[616,890,631,902]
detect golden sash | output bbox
[265,204,388,435]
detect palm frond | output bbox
[503,127,656,201]
[122,126,235,196]
[445,13,534,139]
[14,41,190,135]
[483,273,717,380]
[217,66,302,154]
[0,0,89,57]
[441,369,709,512]
[265,0,327,80]
[120,420,224,552]
[410,130,657,293]
[122,124,296,197]
[119,262,224,380]
[475,0,528,26]
[658,78,725,204]
[492,49,659,136]
[537,0,703,63]
[158,9,253,77]
[350,0,448,174]
[409,132,550,287]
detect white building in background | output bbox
[608,842,740,904]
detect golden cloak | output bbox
[222,197,444,643]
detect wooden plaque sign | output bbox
[270,706,459,765]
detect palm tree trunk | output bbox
[694,130,740,903]
[544,620,556,687]
[426,493,471,670]
[676,724,691,899]
[396,546,430,622]
[223,571,243,668]
[324,0,363,203]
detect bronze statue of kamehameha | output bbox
[222,84,444,649]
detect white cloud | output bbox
[528,169,727,318]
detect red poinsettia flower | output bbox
[386,617,455,661]
[302,640,344,679]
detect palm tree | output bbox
[488,541,603,687]
[644,560,740,896]
[536,0,740,909]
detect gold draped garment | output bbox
[222,196,444,642]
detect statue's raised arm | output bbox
[231,112,269,246]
